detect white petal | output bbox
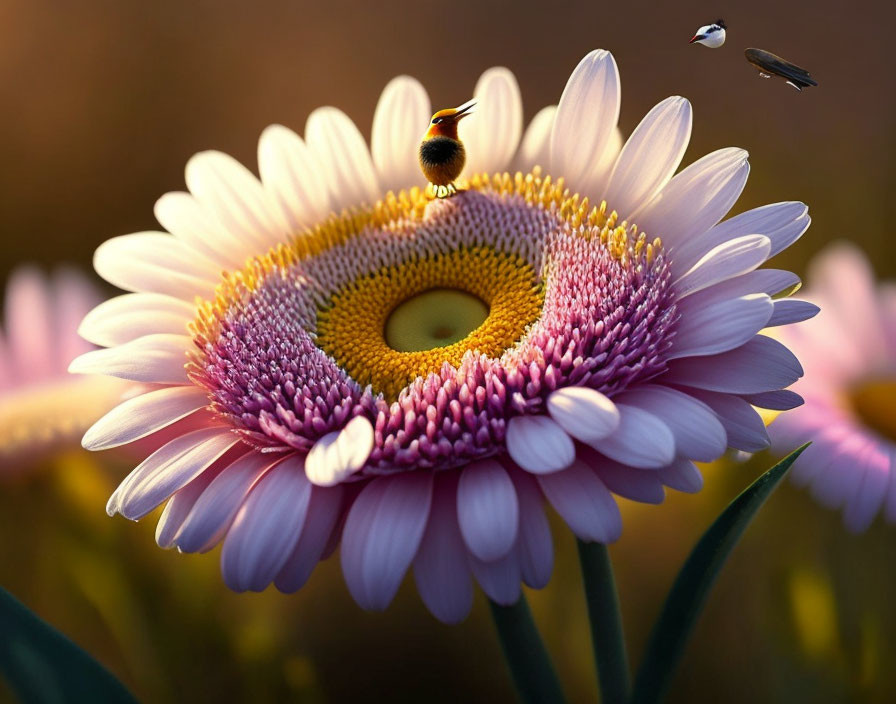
[304,416,374,486]
[258,124,331,229]
[617,385,727,462]
[175,452,274,553]
[69,334,191,384]
[78,293,194,347]
[670,293,773,359]
[767,299,820,327]
[637,148,749,249]
[154,191,250,269]
[664,335,803,394]
[703,269,802,300]
[83,385,208,450]
[461,67,523,176]
[113,428,239,520]
[547,386,620,444]
[604,96,692,218]
[515,476,553,589]
[674,235,772,299]
[514,105,556,172]
[412,474,474,624]
[689,390,771,452]
[456,459,519,561]
[94,233,217,299]
[305,107,380,211]
[673,201,810,276]
[275,484,344,592]
[550,50,621,194]
[589,404,675,468]
[340,473,433,610]
[506,415,575,474]
[370,76,431,193]
[220,455,312,591]
[537,459,621,542]
[185,150,290,251]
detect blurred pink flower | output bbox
[771,243,896,532]
[72,49,812,622]
[0,266,125,475]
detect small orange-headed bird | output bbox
[419,100,475,197]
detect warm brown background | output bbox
[1,1,895,702]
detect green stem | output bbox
[488,596,566,704]
[576,540,631,703]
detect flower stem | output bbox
[576,539,631,703]
[488,596,566,704]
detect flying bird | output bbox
[419,100,475,198]
[689,19,727,47]
[744,48,818,91]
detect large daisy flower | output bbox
[771,243,895,533]
[72,49,812,623]
[0,266,124,475]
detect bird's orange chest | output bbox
[419,136,466,186]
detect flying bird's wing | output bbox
[744,48,818,89]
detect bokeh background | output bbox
[1,0,894,702]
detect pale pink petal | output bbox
[275,484,345,593]
[340,472,433,610]
[78,293,194,347]
[657,458,703,493]
[514,105,556,172]
[546,386,620,444]
[69,334,191,384]
[604,96,692,218]
[4,267,55,381]
[461,67,523,176]
[767,299,820,327]
[842,443,890,533]
[674,235,771,299]
[514,475,553,589]
[305,416,374,486]
[185,151,290,251]
[176,452,274,553]
[456,459,519,562]
[663,335,803,394]
[637,148,749,249]
[113,428,240,520]
[550,50,621,196]
[618,385,727,462]
[305,107,380,211]
[689,390,771,452]
[221,455,312,592]
[83,385,209,451]
[258,124,331,229]
[412,472,474,624]
[537,459,621,542]
[506,415,575,474]
[588,404,675,468]
[670,293,772,359]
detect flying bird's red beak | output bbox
[688,34,701,44]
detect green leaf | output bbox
[0,586,137,704]
[630,443,810,704]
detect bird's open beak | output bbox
[453,100,476,119]
[688,34,703,44]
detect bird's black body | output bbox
[745,48,818,90]
[418,136,466,187]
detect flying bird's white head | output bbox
[689,20,726,48]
